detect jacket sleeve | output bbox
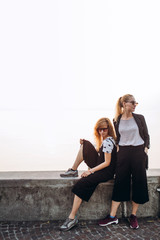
[140,115,150,149]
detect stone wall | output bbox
[0,170,160,221]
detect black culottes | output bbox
[72,140,115,202]
[112,145,149,204]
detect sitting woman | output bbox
[60,117,117,231]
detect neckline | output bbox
[104,136,113,140]
[121,117,134,121]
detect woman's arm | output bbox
[81,152,111,177]
[141,115,150,149]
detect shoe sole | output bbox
[99,219,118,226]
[130,225,139,229]
[60,175,78,178]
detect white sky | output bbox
[0,0,160,171]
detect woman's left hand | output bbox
[144,147,148,154]
[81,170,91,178]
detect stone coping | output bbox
[0,169,160,180]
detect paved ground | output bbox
[0,217,160,240]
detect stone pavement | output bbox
[0,217,160,240]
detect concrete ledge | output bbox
[0,169,160,221]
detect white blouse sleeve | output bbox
[102,138,115,153]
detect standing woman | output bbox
[99,94,150,229]
[60,118,117,231]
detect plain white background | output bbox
[0,0,160,171]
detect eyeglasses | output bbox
[98,128,108,132]
[127,101,138,106]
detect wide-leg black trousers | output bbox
[72,140,115,202]
[112,145,149,204]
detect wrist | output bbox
[89,169,94,174]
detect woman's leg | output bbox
[69,195,82,219]
[110,200,121,217]
[131,201,139,215]
[69,168,113,219]
[60,140,97,177]
[129,201,139,229]
[111,200,138,216]
[131,146,149,204]
[71,145,83,170]
[60,195,81,231]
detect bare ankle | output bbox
[71,168,77,171]
[69,213,75,219]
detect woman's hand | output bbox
[81,170,91,178]
[144,147,148,154]
[117,145,119,152]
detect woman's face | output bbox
[98,122,109,139]
[124,96,138,113]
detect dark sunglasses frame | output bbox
[127,101,138,105]
[98,128,108,132]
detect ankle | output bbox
[69,213,76,219]
[110,212,116,217]
[71,168,77,171]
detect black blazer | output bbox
[113,113,150,149]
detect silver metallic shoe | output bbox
[60,217,78,231]
[60,168,78,177]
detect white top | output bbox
[119,117,144,146]
[102,137,115,153]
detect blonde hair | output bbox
[94,117,116,151]
[114,94,134,121]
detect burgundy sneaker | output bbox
[98,215,118,226]
[129,214,139,229]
